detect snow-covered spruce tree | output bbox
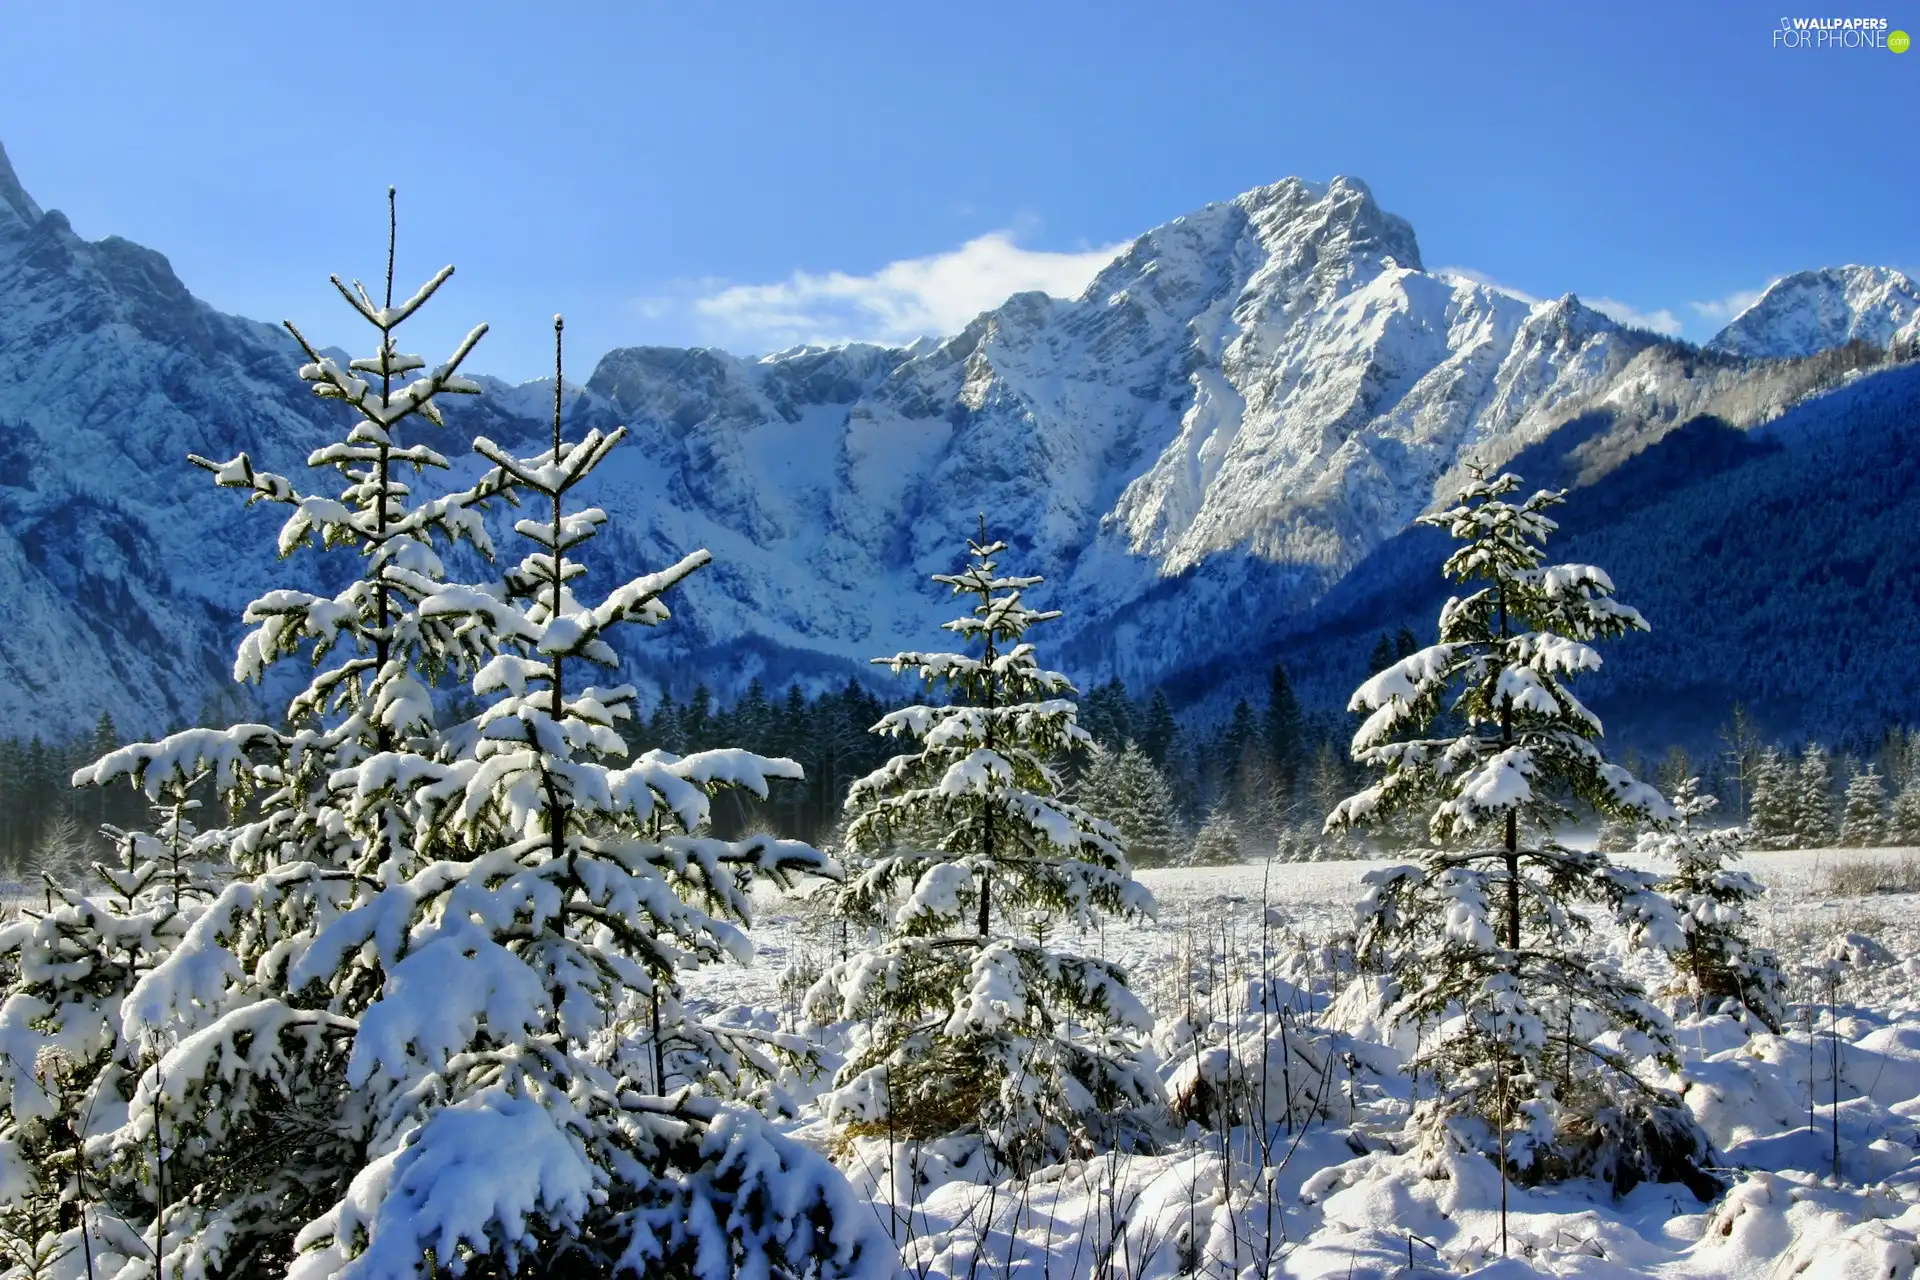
[63,213,887,1279]
[1839,765,1889,848]
[57,198,515,1279]
[1892,767,1920,846]
[1793,743,1838,848]
[1188,805,1244,866]
[0,774,218,1272]
[1637,777,1786,1031]
[806,529,1161,1170]
[93,773,225,918]
[275,318,888,1279]
[1593,813,1639,854]
[1746,747,1796,850]
[1326,471,1714,1197]
[1079,742,1185,868]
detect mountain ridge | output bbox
[1707,266,1920,360]
[0,143,1913,742]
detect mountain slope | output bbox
[0,140,557,731]
[569,177,1907,705]
[1197,360,1920,753]
[1707,266,1920,359]
[1,137,1915,744]
[575,177,1691,692]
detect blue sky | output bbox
[1,2,1913,380]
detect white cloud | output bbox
[1585,297,1684,337]
[1429,266,1541,304]
[678,232,1129,353]
[1433,267,1712,340]
[1688,284,1772,323]
[643,246,1766,355]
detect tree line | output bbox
[19,669,1920,888]
[0,656,1371,885]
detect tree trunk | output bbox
[1501,574,1520,952]
[372,189,398,755]
[979,558,997,940]
[548,319,568,876]
[1505,809,1520,951]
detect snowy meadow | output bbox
[7,847,1920,1277]
[674,850,1920,1280]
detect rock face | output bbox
[1706,266,1920,360]
[0,142,329,732]
[571,177,1684,692]
[0,139,1911,734]
[0,142,42,233]
[0,140,549,732]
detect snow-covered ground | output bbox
[679,848,1920,1279]
[9,847,1916,1277]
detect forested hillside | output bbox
[1197,359,1920,752]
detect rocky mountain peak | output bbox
[1707,265,1920,359]
[0,139,45,239]
[1235,174,1422,274]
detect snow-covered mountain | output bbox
[0,140,547,732]
[577,180,1672,685]
[566,177,1902,697]
[0,137,1911,735]
[1706,266,1920,359]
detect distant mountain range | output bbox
[2,137,1916,750]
